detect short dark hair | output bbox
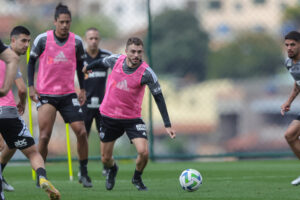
[285,31,300,41]
[10,26,30,39]
[54,3,71,20]
[86,27,99,33]
[126,37,143,48]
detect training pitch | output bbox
[3,159,300,200]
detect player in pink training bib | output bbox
[0,26,60,200]
[27,3,92,188]
[83,37,176,191]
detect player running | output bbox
[281,31,300,186]
[83,37,176,191]
[27,3,92,187]
[0,26,60,200]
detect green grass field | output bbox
[3,159,300,200]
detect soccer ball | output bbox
[179,169,202,192]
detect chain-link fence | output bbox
[1,0,299,161]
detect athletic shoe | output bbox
[78,174,93,188]
[291,176,300,185]
[39,177,60,200]
[2,178,14,192]
[106,164,118,190]
[132,177,148,191]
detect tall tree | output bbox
[151,9,209,81]
[207,32,283,79]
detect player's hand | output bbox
[78,89,86,106]
[0,88,8,97]
[82,65,92,74]
[166,127,176,139]
[281,102,291,116]
[29,86,40,103]
[82,65,89,74]
[82,65,90,80]
[17,101,26,115]
[0,89,5,97]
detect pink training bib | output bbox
[36,30,76,95]
[100,55,149,119]
[0,60,16,107]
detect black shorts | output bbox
[37,93,84,123]
[0,117,35,150]
[99,116,148,142]
[82,104,102,135]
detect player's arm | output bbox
[27,33,45,102]
[0,47,20,97]
[82,54,118,73]
[75,35,87,105]
[15,73,27,115]
[143,67,176,139]
[281,81,300,115]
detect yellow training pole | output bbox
[26,45,36,181]
[65,123,73,181]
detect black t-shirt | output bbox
[84,49,111,109]
[0,40,7,54]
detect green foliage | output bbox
[282,5,300,28]
[71,16,117,38]
[207,32,283,79]
[151,9,209,81]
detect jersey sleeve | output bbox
[142,67,171,127]
[141,67,161,95]
[30,32,47,59]
[75,35,86,61]
[86,54,120,71]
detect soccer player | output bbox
[83,37,176,191]
[27,3,92,187]
[281,31,300,186]
[0,37,19,200]
[0,26,60,200]
[82,27,111,176]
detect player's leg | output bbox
[101,140,118,190]
[59,93,91,187]
[21,145,60,200]
[126,119,148,191]
[0,144,16,191]
[69,121,92,187]
[81,104,93,137]
[37,104,57,161]
[100,116,124,190]
[284,120,300,185]
[285,120,300,159]
[131,138,149,191]
[95,113,108,176]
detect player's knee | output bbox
[101,154,112,164]
[284,130,297,143]
[138,149,149,160]
[76,128,88,139]
[39,134,51,144]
